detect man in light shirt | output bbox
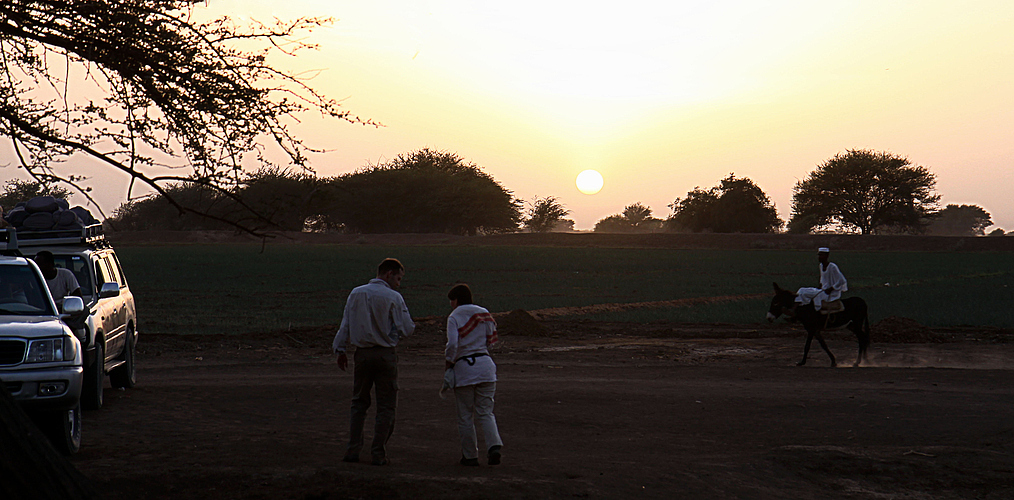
[333,258,415,466]
[795,247,848,312]
[34,251,81,308]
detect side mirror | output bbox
[99,282,120,299]
[62,296,85,315]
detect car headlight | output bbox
[26,337,76,363]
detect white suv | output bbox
[15,224,137,412]
[0,232,85,454]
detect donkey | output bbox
[767,283,871,367]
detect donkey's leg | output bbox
[858,317,872,366]
[851,323,870,367]
[797,331,815,366]
[814,332,837,367]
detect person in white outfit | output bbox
[795,247,848,311]
[444,283,503,466]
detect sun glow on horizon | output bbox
[576,170,604,195]
[153,1,1014,232]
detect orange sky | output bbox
[2,1,1012,231]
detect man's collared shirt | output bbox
[333,278,415,353]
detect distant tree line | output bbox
[2,148,1004,237]
[594,149,1002,236]
[104,149,521,235]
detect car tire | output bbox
[40,402,82,455]
[81,340,104,410]
[110,327,136,389]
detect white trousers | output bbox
[454,382,503,459]
[796,287,840,310]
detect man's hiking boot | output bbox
[488,445,502,465]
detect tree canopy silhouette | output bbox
[926,204,993,236]
[0,179,70,211]
[788,149,939,234]
[0,0,368,231]
[524,196,570,233]
[323,149,521,235]
[594,203,662,233]
[667,174,781,233]
[108,168,323,232]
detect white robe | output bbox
[796,262,848,309]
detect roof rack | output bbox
[0,227,19,255]
[1,224,106,249]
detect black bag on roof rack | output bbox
[55,209,84,229]
[70,206,97,225]
[4,206,28,227]
[25,196,61,214]
[22,211,57,231]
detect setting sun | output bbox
[576,170,604,195]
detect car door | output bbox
[93,255,125,362]
[102,253,130,341]
[107,252,135,332]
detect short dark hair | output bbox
[447,283,473,305]
[377,258,404,276]
[34,250,54,266]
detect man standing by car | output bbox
[333,258,415,466]
[34,250,81,308]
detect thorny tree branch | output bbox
[0,0,377,236]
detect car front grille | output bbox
[0,339,27,365]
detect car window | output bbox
[103,255,124,287]
[54,254,93,297]
[0,265,54,315]
[95,258,112,287]
[110,253,128,287]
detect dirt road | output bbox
[71,320,1014,499]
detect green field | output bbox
[115,244,1014,336]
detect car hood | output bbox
[0,317,71,339]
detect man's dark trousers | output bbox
[346,346,398,461]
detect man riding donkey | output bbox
[795,247,847,314]
[768,247,870,367]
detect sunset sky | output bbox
[4,1,1013,231]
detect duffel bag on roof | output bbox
[55,209,84,229]
[21,211,57,231]
[25,196,60,214]
[4,206,29,227]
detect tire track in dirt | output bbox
[521,293,770,319]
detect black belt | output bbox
[454,353,489,366]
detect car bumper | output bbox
[0,365,83,410]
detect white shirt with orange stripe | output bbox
[445,304,498,387]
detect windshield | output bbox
[0,264,55,316]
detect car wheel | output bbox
[81,340,104,410]
[40,402,82,455]
[110,327,136,389]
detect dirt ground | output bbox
[69,316,1013,500]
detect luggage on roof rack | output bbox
[2,224,106,249]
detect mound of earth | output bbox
[873,316,945,343]
[495,309,549,337]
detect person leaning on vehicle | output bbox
[332,258,415,466]
[34,250,81,307]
